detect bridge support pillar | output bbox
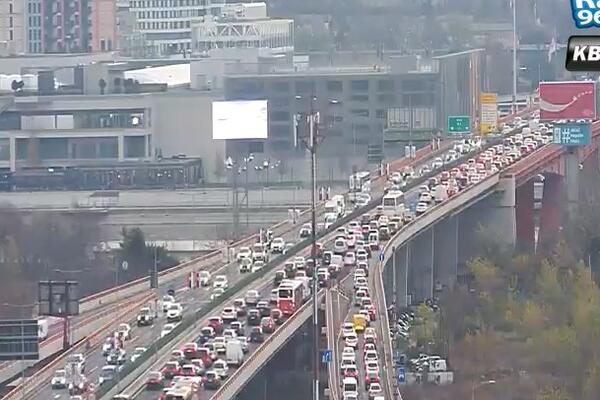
[538,174,564,251]
[565,150,580,217]
[408,229,434,304]
[456,176,516,275]
[516,178,535,251]
[433,215,459,292]
[384,244,409,308]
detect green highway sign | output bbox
[447,115,470,134]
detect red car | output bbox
[160,361,181,379]
[144,371,164,389]
[365,371,380,386]
[342,365,358,378]
[179,364,202,377]
[207,316,224,334]
[364,305,376,321]
[197,347,215,368]
[181,342,198,359]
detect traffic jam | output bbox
[52,114,552,400]
[131,133,507,400]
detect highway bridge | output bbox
[8,105,598,400]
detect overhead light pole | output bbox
[512,0,518,114]
[295,93,322,400]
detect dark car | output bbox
[270,308,284,325]
[249,327,264,343]
[247,309,261,326]
[257,301,271,317]
[260,317,276,334]
[231,321,245,336]
[167,288,176,297]
[322,251,332,266]
[144,371,164,390]
[274,270,286,286]
[203,371,222,390]
[198,326,215,345]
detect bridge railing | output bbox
[211,291,325,400]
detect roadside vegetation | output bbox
[405,171,600,399]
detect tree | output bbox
[537,385,572,400]
[98,78,107,95]
[276,160,289,182]
[119,227,176,279]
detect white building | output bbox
[129,0,225,56]
[191,10,293,55]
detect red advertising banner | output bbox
[539,81,596,120]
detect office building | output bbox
[129,0,226,56]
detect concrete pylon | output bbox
[538,173,564,251]
[516,178,535,251]
[433,215,459,292]
[565,150,580,217]
[408,229,434,304]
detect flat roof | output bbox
[124,64,191,87]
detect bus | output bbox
[382,191,405,216]
[349,171,371,193]
[277,280,305,316]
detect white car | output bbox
[341,347,356,361]
[116,323,131,340]
[344,332,358,348]
[270,237,285,253]
[162,295,175,312]
[213,275,228,289]
[102,337,114,356]
[130,347,147,363]
[364,350,378,363]
[166,303,183,322]
[299,223,312,237]
[221,307,237,323]
[211,287,225,300]
[213,359,229,378]
[342,322,355,338]
[161,323,178,338]
[236,247,252,262]
[334,238,348,254]
[343,252,356,267]
[415,202,429,215]
[368,382,383,398]
[365,360,380,375]
[198,271,211,286]
[251,261,265,273]
[51,369,68,389]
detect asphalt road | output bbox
[39,142,455,399]
[42,227,302,400]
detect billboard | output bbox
[539,81,596,120]
[212,100,268,140]
[479,92,498,135]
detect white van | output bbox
[342,376,358,396]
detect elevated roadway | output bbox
[4,141,449,398]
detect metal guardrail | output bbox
[211,291,325,400]
[325,289,340,400]
[2,293,155,400]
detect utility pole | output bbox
[296,94,322,400]
[512,0,518,114]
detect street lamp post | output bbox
[512,0,518,114]
[295,94,322,400]
[472,379,496,400]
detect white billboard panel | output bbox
[212,100,268,140]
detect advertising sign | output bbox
[553,122,591,146]
[539,81,596,120]
[0,319,39,361]
[479,92,498,135]
[212,100,269,139]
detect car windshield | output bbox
[54,370,66,377]
[168,304,179,310]
[101,369,114,379]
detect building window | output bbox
[0,139,8,161]
[9,17,12,28]
[377,80,394,91]
[271,81,289,92]
[350,80,369,91]
[9,30,13,41]
[378,93,396,103]
[350,94,369,102]
[270,125,290,138]
[326,80,343,92]
[351,109,369,117]
[124,136,146,158]
[269,97,290,107]
[295,80,315,94]
[9,3,13,14]
[39,138,68,159]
